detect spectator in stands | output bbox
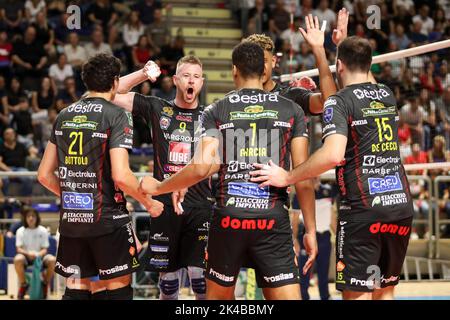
[440,188,450,238]
[405,142,428,166]
[0,30,12,81]
[420,63,444,95]
[49,53,74,91]
[159,36,185,75]
[52,12,71,48]
[32,11,56,58]
[296,42,315,71]
[0,75,9,136]
[38,107,57,149]
[133,0,162,26]
[139,81,151,96]
[0,0,24,35]
[11,25,48,90]
[64,32,88,71]
[132,35,155,71]
[86,0,119,48]
[84,28,113,59]
[398,68,420,106]
[398,115,412,160]
[11,97,34,148]
[428,135,450,179]
[409,21,429,44]
[0,128,33,197]
[145,8,170,54]
[55,76,80,111]
[389,24,411,50]
[413,5,434,36]
[123,11,145,71]
[376,63,399,93]
[14,206,56,299]
[313,0,336,33]
[280,18,304,53]
[1,76,27,114]
[246,0,270,36]
[401,96,426,147]
[31,76,56,121]
[369,38,381,75]
[269,0,290,40]
[392,3,413,31]
[25,0,46,23]
[153,75,175,101]
[435,87,450,139]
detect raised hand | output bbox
[299,14,326,50]
[332,8,349,46]
[143,60,161,82]
[290,76,317,90]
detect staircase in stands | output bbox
[161,0,241,105]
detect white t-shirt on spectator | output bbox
[123,24,145,47]
[25,0,46,23]
[84,43,113,59]
[49,64,74,89]
[64,44,88,66]
[412,15,434,36]
[280,28,304,53]
[312,8,336,32]
[16,225,49,253]
[396,0,415,11]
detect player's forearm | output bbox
[156,163,212,195]
[312,47,337,102]
[295,180,316,234]
[118,68,148,94]
[288,147,340,184]
[37,171,60,196]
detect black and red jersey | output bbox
[322,82,413,222]
[50,97,134,237]
[132,94,213,208]
[201,88,308,217]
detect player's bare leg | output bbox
[373,286,395,300]
[342,290,372,300]
[262,283,301,300]
[206,279,235,300]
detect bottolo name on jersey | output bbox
[230,105,278,121]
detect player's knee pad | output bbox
[62,288,91,300]
[187,266,206,299]
[91,290,108,300]
[159,271,180,300]
[107,285,133,300]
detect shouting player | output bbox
[250,37,413,300]
[112,56,212,300]
[139,40,319,300]
[37,54,163,300]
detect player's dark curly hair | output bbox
[81,53,121,92]
[232,41,264,80]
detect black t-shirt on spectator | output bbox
[32,23,52,47]
[37,90,55,109]
[0,142,28,167]
[159,45,184,72]
[0,0,24,21]
[12,110,33,136]
[12,40,46,67]
[6,90,26,107]
[86,2,116,28]
[132,0,162,25]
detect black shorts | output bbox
[146,205,211,272]
[55,222,140,280]
[335,216,413,292]
[205,208,299,288]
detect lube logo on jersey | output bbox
[230,105,278,121]
[228,182,269,199]
[61,115,98,130]
[62,192,94,210]
[363,155,376,166]
[368,173,403,195]
[169,141,191,164]
[323,107,333,123]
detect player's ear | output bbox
[232,65,238,78]
[336,59,344,74]
[271,55,276,68]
